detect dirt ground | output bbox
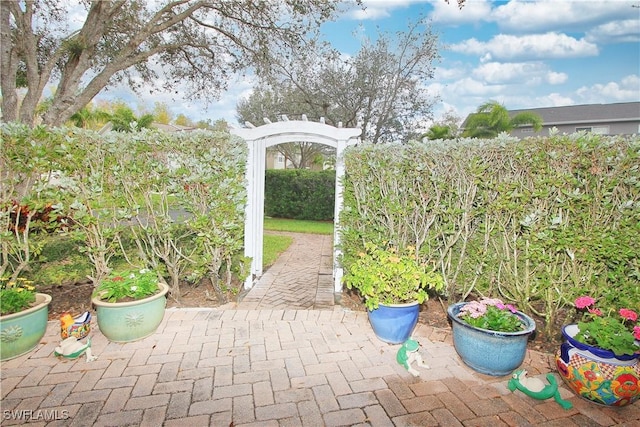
[41,280,561,355]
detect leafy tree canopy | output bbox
[238,19,440,144]
[1,0,344,127]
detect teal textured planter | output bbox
[368,301,420,344]
[92,282,168,342]
[0,293,52,361]
[447,302,536,376]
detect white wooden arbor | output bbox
[231,118,361,292]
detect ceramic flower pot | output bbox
[368,301,420,344]
[447,302,536,376]
[555,324,640,407]
[0,293,52,361]
[92,282,168,343]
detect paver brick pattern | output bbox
[1,233,638,426]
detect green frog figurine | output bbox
[396,338,429,376]
[508,369,573,409]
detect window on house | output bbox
[592,126,609,134]
[575,126,609,134]
[277,154,285,164]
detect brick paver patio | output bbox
[1,233,638,426]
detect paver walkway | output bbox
[1,233,639,426]
[237,232,335,310]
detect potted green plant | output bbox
[92,268,169,342]
[343,242,444,344]
[447,297,536,376]
[555,295,639,406]
[0,277,52,360]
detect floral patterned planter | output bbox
[555,324,640,406]
[92,282,168,342]
[0,293,52,361]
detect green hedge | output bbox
[265,169,335,221]
[1,123,248,300]
[340,132,640,332]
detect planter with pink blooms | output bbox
[555,296,640,407]
[447,298,536,376]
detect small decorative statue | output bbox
[54,337,97,362]
[60,311,91,339]
[396,338,429,376]
[507,369,573,409]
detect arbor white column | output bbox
[231,120,361,292]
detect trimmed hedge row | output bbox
[265,169,335,221]
[340,132,640,332]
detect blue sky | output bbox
[323,0,640,124]
[95,0,640,127]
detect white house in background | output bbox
[508,102,640,138]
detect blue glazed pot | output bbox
[447,302,536,376]
[92,282,168,342]
[368,301,420,344]
[1,293,51,361]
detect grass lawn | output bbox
[263,234,294,268]
[263,218,333,235]
[262,218,333,268]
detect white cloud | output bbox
[491,0,636,33]
[472,61,566,85]
[348,6,391,20]
[586,19,640,44]
[347,0,425,20]
[434,64,469,80]
[534,93,575,108]
[576,74,640,103]
[546,72,568,85]
[428,0,493,25]
[434,77,506,97]
[450,33,599,60]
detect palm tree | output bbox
[463,101,542,138]
[423,124,455,140]
[68,105,112,129]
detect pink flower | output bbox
[458,300,487,318]
[588,307,603,316]
[619,309,638,322]
[575,296,595,309]
[505,304,517,313]
[634,326,640,341]
[482,298,504,307]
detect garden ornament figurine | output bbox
[54,337,97,362]
[396,338,429,376]
[508,369,573,409]
[60,311,91,339]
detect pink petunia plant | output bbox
[571,295,640,357]
[457,297,525,332]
